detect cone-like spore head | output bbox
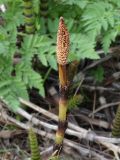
[56,17,69,65]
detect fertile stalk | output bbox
[23,0,35,34]
[52,17,69,157]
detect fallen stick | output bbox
[89,101,120,117]
[0,109,110,160]
[19,97,86,133]
[18,98,120,144]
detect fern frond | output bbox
[82,1,115,35]
[0,27,17,58]
[60,0,89,9]
[16,61,45,97]
[2,0,24,31]
[108,0,120,7]
[29,128,41,160]
[21,34,56,69]
[102,29,118,53]
[70,33,99,60]
[0,76,29,111]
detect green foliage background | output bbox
[0,0,120,111]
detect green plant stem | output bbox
[43,67,52,82]
[29,128,41,160]
[112,105,120,137]
[39,0,49,33]
[40,0,49,18]
[23,0,35,34]
[51,64,69,157]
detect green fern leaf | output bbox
[108,0,120,7]
[82,1,115,35]
[0,76,29,111]
[102,29,118,53]
[70,33,100,60]
[27,70,45,97]
[38,52,48,66]
[61,0,89,9]
[21,34,55,68]
[48,18,59,33]
[0,80,11,89]
[47,54,57,70]
[2,0,24,31]
[16,62,45,97]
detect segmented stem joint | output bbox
[23,0,35,34]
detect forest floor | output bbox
[0,45,120,160]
